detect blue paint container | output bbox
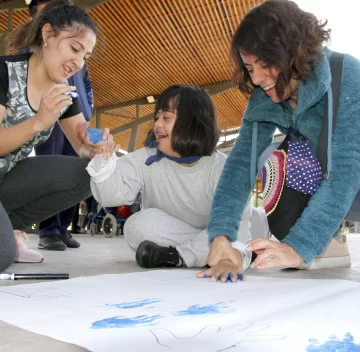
[86,128,104,144]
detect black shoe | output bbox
[71,225,82,234]
[61,232,81,248]
[38,234,67,251]
[136,240,184,268]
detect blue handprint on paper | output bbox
[92,314,162,329]
[173,302,233,316]
[106,298,160,309]
[306,333,360,352]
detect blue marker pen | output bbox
[65,91,78,99]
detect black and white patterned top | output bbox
[0,53,81,180]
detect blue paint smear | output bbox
[173,302,231,316]
[91,314,162,329]
[106,298,160,309]
[306,333,360,351]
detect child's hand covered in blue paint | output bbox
[85,128,105,144]
[196,258,246,283]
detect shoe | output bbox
[38,234,67,251]
[61,232,80,248]
[14,230,44,263]
[136,240,184,268]
[296,235,351,270]
[71,225,82,234]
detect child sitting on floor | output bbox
[86,84,253,271]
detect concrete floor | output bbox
[0,233,359,352]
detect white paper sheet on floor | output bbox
[0,270,359,352]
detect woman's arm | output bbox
[207,119,275,242]
[282,54,360,263]
[59,113,89,157]
[0,105,41,156]
[60,115,118,159]
[87,149,146,207]
[206,119,275,267]
[0,85,75,156]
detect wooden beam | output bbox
[0,0,25,12]
[110,113,154,136]
[202,80,234,96]
[98,98,154,115]
[101,113,137,120]
[97,80,233,113]
[101,81,234,138]
[95,109,101,128]
[128,125,138,152]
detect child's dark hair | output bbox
[231,0,331,100]
[7,0,98,52]
[144,84,220,157]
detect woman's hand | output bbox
[207,236,242,267]
[76,123,120,159]
[34,84,76,131]
[197,251,245,283]
[248,238,304,269]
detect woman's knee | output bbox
[63,157,91,201]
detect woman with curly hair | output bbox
[198,0,360,281]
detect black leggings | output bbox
[0,155,91,231]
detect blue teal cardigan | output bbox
[208,48,360,263]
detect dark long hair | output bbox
[28,0,54,17]
[144,84,220,157]
[231,0,331,99]
[7,0,98,52]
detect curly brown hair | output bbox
[231,0,331,100]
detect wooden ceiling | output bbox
[0,0,264,151]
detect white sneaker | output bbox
[296,235,351,270]
[14,230,44,263]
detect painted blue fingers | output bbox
[203,273,244,282]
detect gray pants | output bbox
[124,207,270,268]
[0,155,91,233]
[124,208,211,267]
[0,201,16,272]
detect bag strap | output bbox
[250,121,258,183]
[316,51,344,176]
